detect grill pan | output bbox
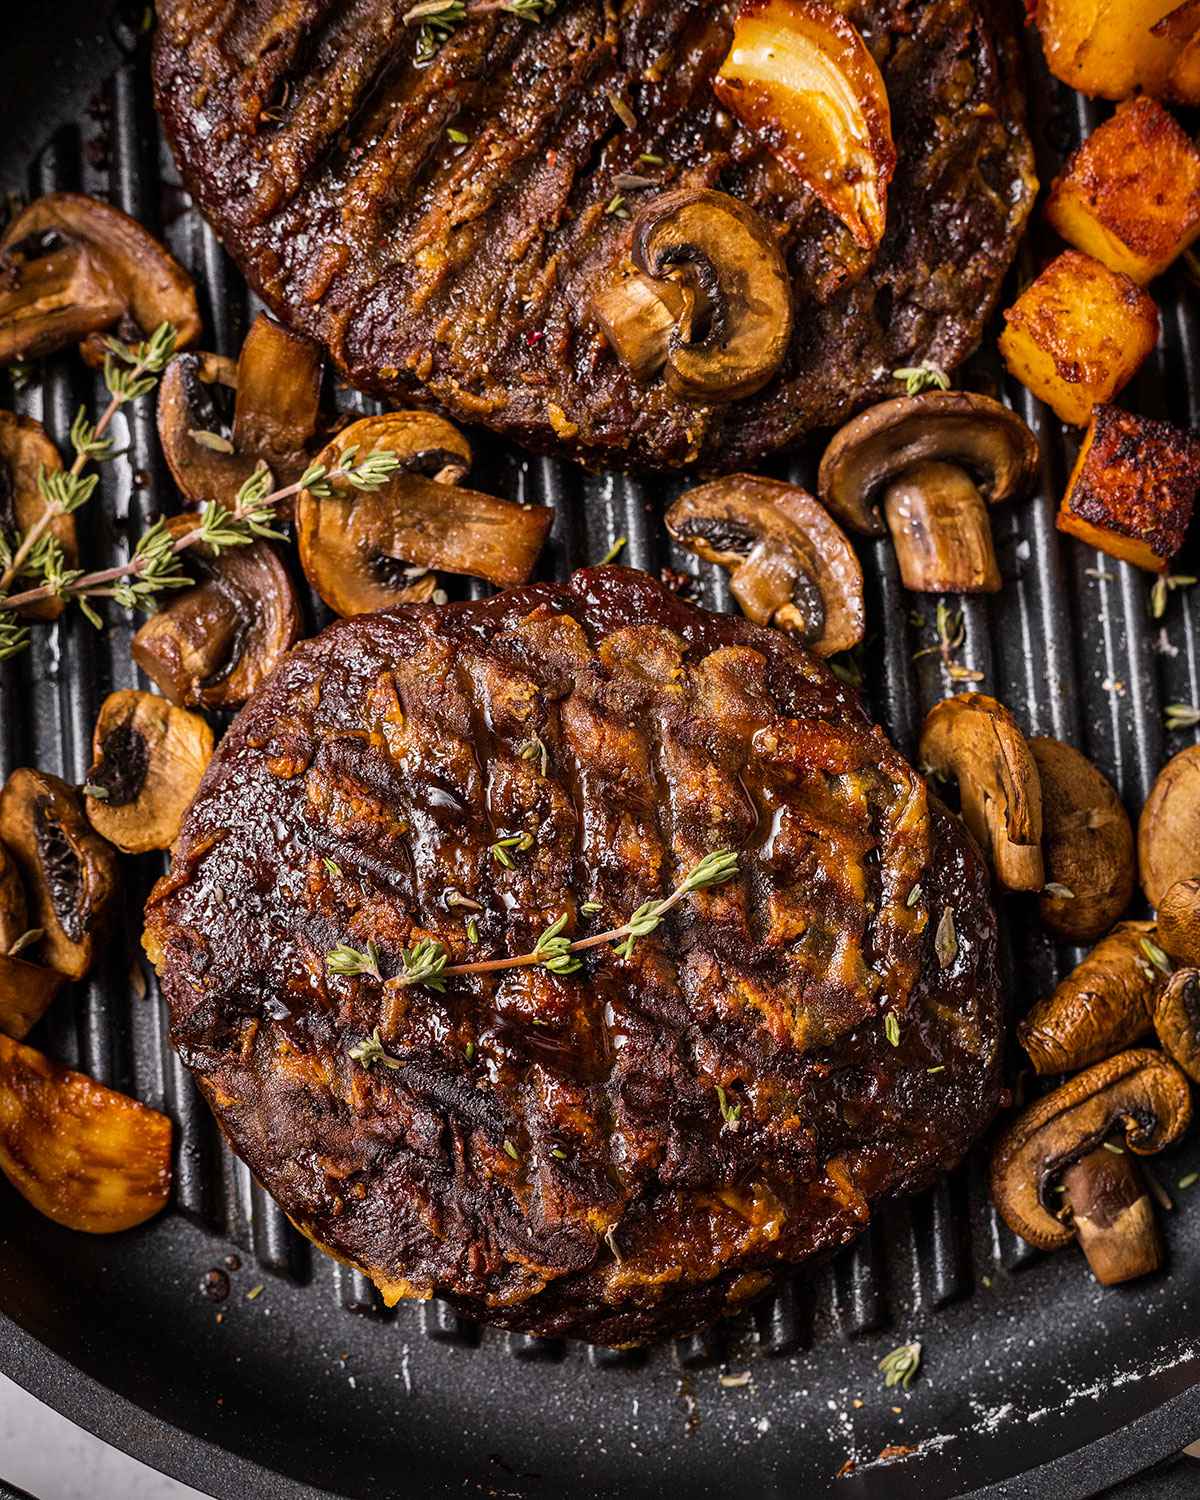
[2,5,1200,1496]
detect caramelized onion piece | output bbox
[0,411,80,622]
[714,0,896,250]
[297,414,549,617]
[0,193,199,362]
[84,690,214,854]
[0,1032,171,1232]
[132,517,302,709]
[0,771,118,982]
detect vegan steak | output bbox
[152,0,1034,472]
[144,569,1002,1344]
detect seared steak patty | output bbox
[145,570,1002,1344]
[153,0,1034,472]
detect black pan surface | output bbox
[2,6,1200,1497]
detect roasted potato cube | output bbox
[1057,404,1200,572]
[1030,0,1188,99]
[1155,0,1200,103]
[1046,99,1200,285]
[998,252,1159,427]
[0,1032,171,1232]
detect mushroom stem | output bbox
[882,460,1001,593]
[590,271,692,384]
[1061,1147,1162,1285]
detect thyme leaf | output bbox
[892,362,950,396]
[349,1027,402,1070]
[884,1012,901,1047]
[879,1341,922,1390]
[326,941,382,979]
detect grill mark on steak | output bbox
[146,569,1002,1343]
[154,0,1035,471]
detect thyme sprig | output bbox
[325,848,740,992]
[879,1341,922,1390]
[892,363,950,397]
[0,446,401,642]
[1166,702,1200,732]
[405,0,555,61]
[0,322,177,603]
[1150,573,1196,620]
[913,600,982,683]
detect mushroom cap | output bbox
[0,1032,172,1233]
[990,1048,1192,1252]
[918,693,1044,891]
[84,690,215,855]
[297,414,548,618]
[1,192,200,351]
[1030,736,1134,942]
[1154,965,1200,1083]
[0,411,79,622]
[818,391,1040,535]
[630,187,794,402]
[131,517,302,710]
[664,474,864,655]
[156,351,248,507]
[1157,877,1200,968]
[1139,744,1200,909]
[1017,920,1159,1077]
[0,770,119,982]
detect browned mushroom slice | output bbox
[590,188,793,402]
[990,1049,1191,1285]
[1138,745,1200,909]
[0,235,123,364]
[1158,878,1200,966]
[0,1032,171,1232]
[1030,737,1134,942]
[0,193,200,362]
[0,771,118,982]
[158,314,323,517]
[132,516,301,710]
[664,475,864,656]
[83,690,214,854]
[0,410,80,622]
[297,415,548,618]
[0,957,63,1041]
[817,393,1039,593]
[713,0,896,252]
[0,840,28,956]
[1154,966,1200,1082]
[1017,921,1162,1076]
[918,694,1044,891]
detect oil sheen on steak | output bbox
[144,570,1002,1344]
[152,0,1035,472]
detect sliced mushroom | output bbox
[590,188,793,401]
[1153,966,1200,1082]
[0,840,28,955]
[1017,921,1161,1076]
[1030,737,1134,942]
[817,393,1039,593]
[713,0,896,251]
[0,193,200,363]
[132,517,301,709]
[0,957,63,1042]
[664,475,864,655]
[158,314,322,518]
[296,414,549,618]
[918,694,1044,890]
[0,1032,171,1232]
[0,236,123,364]
[1158,878,1200,967]
[990,1048,1191,1285]
[83,690,214,854]
[0,771,118,981]
[0,411,80,621]
[1138,745,1200,909]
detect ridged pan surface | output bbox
[1,8,1200,1499]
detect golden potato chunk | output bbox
[1030,0,1190,99]
[998,251,1159,427]
[1046,99,1200,285]
[0,1032,171,1232]
[1057,404,1200,572]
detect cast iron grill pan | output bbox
[1,8,1199,1497]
